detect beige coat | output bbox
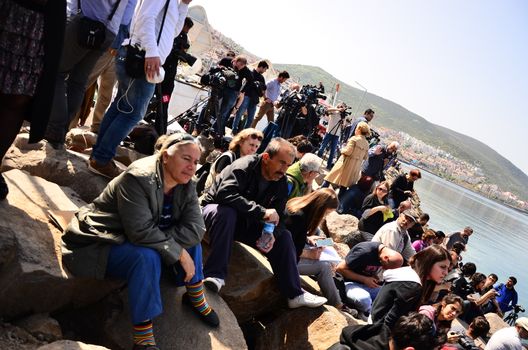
[324,135,369,187]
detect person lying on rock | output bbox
[200,137,328,309]
[62,132,219,350]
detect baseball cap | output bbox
[402,209,419,223]
[516,317,528,331]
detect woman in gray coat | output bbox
[62,132,218,350]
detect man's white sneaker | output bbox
[288,291,328,309]
[204,277,225,293]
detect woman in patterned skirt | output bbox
[0,0,65,200]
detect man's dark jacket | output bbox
[201,154,288,228]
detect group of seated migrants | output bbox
[0,1,526,350]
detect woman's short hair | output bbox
[356,121,371,136]
[229,128,263,153]
[299,153,322,173]
[372,180,389,196]
[422,229,437,242]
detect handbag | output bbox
[77,0,121,50]
[124,0,170,79]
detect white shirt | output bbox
[485,327,522,350]
[126,0,188,63]
[372,220,416,261]
[325,111,342,135]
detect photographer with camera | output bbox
[250,71,290,129]
[317,102,349,170]
[231,60,269,134]
[159,17,195,124]
[88,0,192,179]
[215,55,252,136]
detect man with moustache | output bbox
[200,138,328,308]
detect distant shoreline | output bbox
[399,160,528,216]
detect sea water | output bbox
[412,169,527,316]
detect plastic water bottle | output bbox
[256,222,275,252]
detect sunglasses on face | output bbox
[249,134,263,141]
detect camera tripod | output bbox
[318,114,347,169]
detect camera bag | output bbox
[76,0,121,50]
[124,0,170,79]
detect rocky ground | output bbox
[0,133,509,349]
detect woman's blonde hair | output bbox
[286,188,339,235]
[356,121,371,136]
[229,128,263,152]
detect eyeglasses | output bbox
[249,134,263,141]
[377,187,388,193]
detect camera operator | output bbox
[317,102,349,170]
[159,17,194,123]
[231,60,269,134]
[250,71,290,128]
[215,55,252,136]
[444,316,490,350]
[341,108,375,146]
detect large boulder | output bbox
[69,278,248,350]
[212,242,283,323]
[254,305,358,350]
[321,211,359,243]
[2,135,108,203]
[0,169,122,319]
[38,340,110,350]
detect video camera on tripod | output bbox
[200,67,238,90]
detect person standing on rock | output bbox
[0,0,66,201]
[62,133,219,350]
[200,137,328,309]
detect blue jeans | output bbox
[216,88,238,136]
[317,133,339,170]
[232,95,257,134]
[91,46,155,164]
[106,242,204,324]
[345,281,381,313]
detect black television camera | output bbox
[367,128,381,147]
[300,84,327,105]
[200,67,238,90]
[340,106,352,119]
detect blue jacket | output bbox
[493,283,518,313]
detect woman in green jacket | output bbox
[62,132,218,350]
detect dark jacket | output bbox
[328,323,390,350]
[28,0,66,143]
[357,193,387,234]
[370,266,422,329]
[62,155,206,279]
[201,154,289,227]
[389,174,413,208]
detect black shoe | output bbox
[0,174,8,200]
[132,344,160,350]
[182,292,220,327]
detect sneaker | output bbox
[0,173,8,200]
[88,158,122,179]
[288,292,328,309]
[181,292,220,327]
[203,277,225,293]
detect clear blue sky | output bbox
[191,0,528,176]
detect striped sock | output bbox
[185,281,212,316]
[133,320,156,346]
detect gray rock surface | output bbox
[255,305,359,350]
[321,211,359,243]
[14,313,62,342]
[0,169,122,319]
[38,340,110,350]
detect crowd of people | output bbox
[0,1,526,350]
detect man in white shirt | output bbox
[485,317,528,350]
[317,103,347,170]
[371,209,417,262]
[89,0,191,179]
